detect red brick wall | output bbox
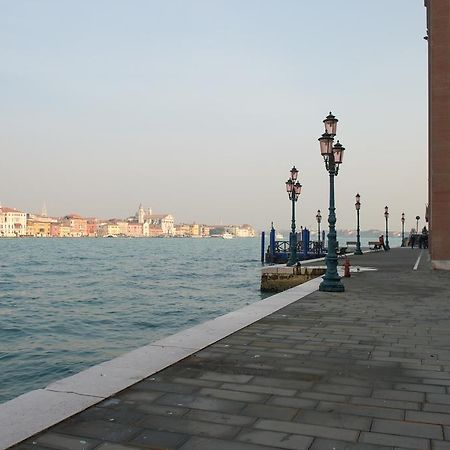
[427,0,450,268]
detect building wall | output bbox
[426,0,450,269]
[26,221,51,236]
[0,208,27,237]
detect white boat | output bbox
[275,233,284,240]
[222,232,233,239]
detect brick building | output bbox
[425,0,450,269]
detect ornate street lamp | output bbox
[316,210,322,251]
[384,206,390,250]
[354,193,363,255]
[401,213,405,247]
[416,215,420,233]
[318,112,345,292]
[285,166,302,266]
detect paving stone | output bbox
[395,383,446,394]
[199,372,254,384]
[186,409,256,426]
[254,418,359,441]
[359,431,430,450]
[117,391,163,403]
[406,371,450,380]
[301,391,349,403]
[444,426,450,439]
[314,384,371,397]
[35,432,99,450]
[372,418,442,439]
[424,379,450,386]
[172,377,221,388]
[241,403,297,421]
[310,437,393,450]
[432,440,450,450]
[139,414,240,439]
[53,420,142,443]
[131,429,189,448]
[351,396,420,410]
[328,376,375,387]
[250,376,313,390]
[221,382,297,397]
[267,396,318,409]
[132,402,188,417]
[317,401,404,420]
[294,409,372,431]
[156,393,245,414]
[406,410,450,426]
[131,380,199,394]
[236,429,313,450]
[428,394,450,405]
[94,444,139,450]
[372,389,425,402]
[424,403,450,414]
[199,387,269,403]
[179,436,276,450]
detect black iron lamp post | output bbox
[318,112,345,292]
[401,213,405,247]
[355,193,363,255]
[384,206,390,250]
[285,166,302,266]
[316,210,322,251]
[416,215,420,233]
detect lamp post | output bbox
[285,166,302,266]
[316,210,322,251]
[416,215,420,233]
[384,206,390,250]
[318,112,345,292]
[355,193,363,255]
[401,213,405,247]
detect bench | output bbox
[368,241,382,250]
[346,241,358,246]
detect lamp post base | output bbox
[319,277,345,292]
[354,248,363,255]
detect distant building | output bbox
[0,206,27,237]
[86,219,98,237]
[127,222,143,237]
[26,220,51,237]
[234,224,256,237]
[62,214,88,237]
[98,222,120,237]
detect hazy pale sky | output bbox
[0,0,428,231]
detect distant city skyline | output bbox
[0,1,427,231]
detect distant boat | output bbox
[222,232,233,239]
[104,234,117,238]
[275,233,284,240]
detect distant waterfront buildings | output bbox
[0,203,255,239]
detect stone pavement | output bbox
[12,248,450,450]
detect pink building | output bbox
[127,222,143,237]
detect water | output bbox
[0,237,264,404]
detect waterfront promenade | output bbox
[8,248,450,450]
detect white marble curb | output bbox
[0,276,322,449]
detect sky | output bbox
[0,0,428,231]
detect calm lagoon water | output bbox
[0,237,263,403]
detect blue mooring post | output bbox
[302,228,310,258]
[261,231,265,264]
[269,224,276,261]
